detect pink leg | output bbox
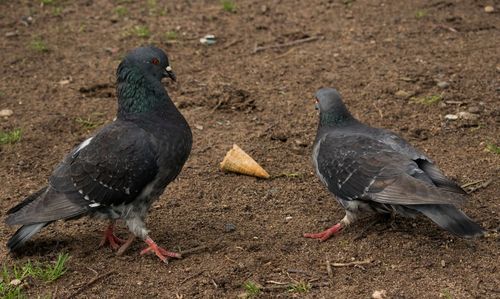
[99,223,125,250]
[116,233,136,256]
[303,223,343,242]
[140,237,182,263]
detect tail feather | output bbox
[413,204,485,238]
[7,223,48,252]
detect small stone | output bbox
[200,34,216,45]
[260,5,268,13]
[58,76,72,85]
[20,16,33,26]
[441,260,446,267]
[285,216,293,222]
[437,81,449,89]
[467,106,481,114]
[395,90,412,99]
[484,6,494,13]
[294,139,307,147]
[458,111,479,120]
[372,290,387,299]
[0,109,13,117]
[224,223,236,233]
[104,47,119,55]
[444,114,458,120]
[195,124,204,130]
[5,31,18,37]
[10,279,22,286]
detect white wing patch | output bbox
[75,137,93,153]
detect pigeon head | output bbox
[119,46,176,82]
[116,46,178,115]
[315,88,355,127]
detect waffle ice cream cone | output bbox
[220,144,270,179]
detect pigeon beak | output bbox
[314,98,320,110]
[163,66,176,82]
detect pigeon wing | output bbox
[316,134,465,206]
[61,121,159,208]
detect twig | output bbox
[326,260,333,278]
[461,180,483,189]
[211,279,218,288]
[253,36,323,53]
[222,39,242,49]
[179,237,223,257]
[65,271,116,299]
[373,102,384,119]
[85,266,98,276]
[180,271,204,284]
[286,269,311,275]
[331,259,373,267]
[266,280,289,285]
[261,282,330,291]
[465,179,492,194]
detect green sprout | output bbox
[243,281,261,297]
[221,0,236,12]
[415,10,427,19]
[0,128,22,145]
[30,38,49,52]
[485,143,500,154]
[132,25,151,38]
[412,94,442,105]
[114,6,128,17]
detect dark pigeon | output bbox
[5,46,192,262]
[304,87,485,241]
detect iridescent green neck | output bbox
[116,63,168,115]
[320,111,354,127]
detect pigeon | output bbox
[5,46,192,262]
[304,87,485,241]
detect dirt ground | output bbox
[1,0,499,298]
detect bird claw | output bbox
[304,223,343,242]
[140,237,182,263]
[99,224,125,250]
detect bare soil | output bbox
[1,0,499,298]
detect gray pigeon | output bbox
[304,88,484,241]
[5,46,192,262]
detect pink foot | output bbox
[304,223,343,242]
[99,224,125,250]
[140,237,182,263]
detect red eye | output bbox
[151,58,160,65]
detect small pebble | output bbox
[10,279,22,286]
[195,124,204,130]
[200,34,216,45]
[484,6,494,13]
[372,290,387,299]
[395,90,412,99]
[437,81,449,89]
[441,260,446,267]
[58,77,72,85]
[5,31,18,37]
[458,111,479,120]
[444,114,458,120]
[468,106,481,114]
[20,16,33,26]
[285,216,293,222]
[0,109,13,117]
[224,223,236,232]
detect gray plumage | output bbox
[6,46,192,253]
[310,87,484,238]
